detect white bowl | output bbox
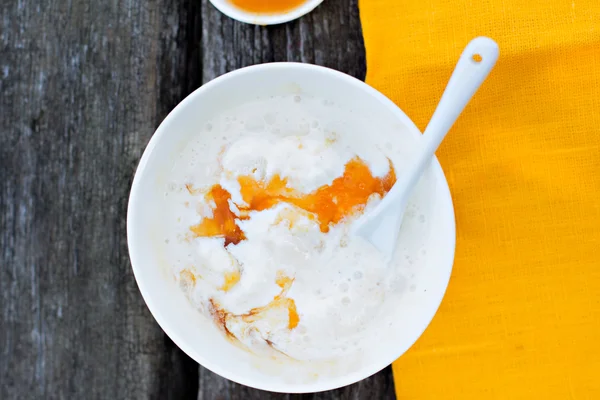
[127,63,455,393]
[209,0,323,25]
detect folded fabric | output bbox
[359,0,600,397]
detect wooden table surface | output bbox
[0,0,396,398]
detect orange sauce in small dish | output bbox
[229,0,308,14]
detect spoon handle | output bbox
[353,37,498,259]
[421,37,499,155]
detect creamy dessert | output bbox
[163,94,432,363]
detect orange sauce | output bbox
[190,184,246,246]
[243,296,299,329]
[190,157,396,243]
[220,270,241,291]
[209,298,234,338]
[275,270,294,289]
[287,299,299,329]
[210,273,299,331]
[179,269,197,292]
[229,0,308,14]
[179,269,196,284]
[238,157,396,232]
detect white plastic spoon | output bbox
[354,36,499,260]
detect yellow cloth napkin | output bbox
[359,0,600,398]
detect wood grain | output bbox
[198,364,396,400]
[0,0,200,398]
[200,0,366,82]
[0,0,393,398]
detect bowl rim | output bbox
[208,0,324,25]
[127,62,456,393]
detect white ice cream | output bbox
[163,94,433,363]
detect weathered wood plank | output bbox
[198,365,396,400]
[200,0,366,82]
[197,0,394,398]
[0,0,200,398]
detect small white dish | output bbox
[127,63,456,393]
[209,0,324,25]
